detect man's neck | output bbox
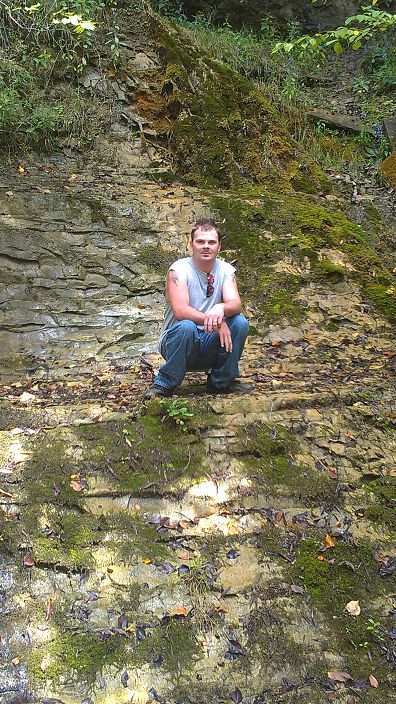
[191,255,216,274]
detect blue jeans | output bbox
[155,314,249,390]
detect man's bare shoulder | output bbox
[169,257,190,271]
[167,257,190,287]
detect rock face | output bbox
[159,0,366,30]
[1,5,396,704]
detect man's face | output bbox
[190,227,221,267]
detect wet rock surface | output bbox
[1,9,396,704]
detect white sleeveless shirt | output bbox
[159,256,236,347]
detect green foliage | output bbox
[273,5,396,55]
[0,0,117,150]
[160,397,194,431]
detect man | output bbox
[145,217,249,398]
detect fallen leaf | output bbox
[230,688,243,704]
[11,657,20,665]
[290,584,305,594]
[121,670,129,687]
[6,190,14,196]
[23,554,35,567]
[345,600,361,616]
[173,605,188,616]
[324,534,336,549]
[69,173,78,180]
[369,674,378,688]
[19,392,35,403]
[18,165,25,173]
[317,555,326,562]
[70,479,83,492]
[142,558,152,564]
[328,670,352,683]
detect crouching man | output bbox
[145,217,249,398]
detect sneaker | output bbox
[144,384,174,399]
[206,379,254,394]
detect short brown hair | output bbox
[191,217,221,242]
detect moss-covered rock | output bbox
[234,421,335,503]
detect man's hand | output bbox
[218,320,232,352]
[204,303,225,333]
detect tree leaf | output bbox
[328,671,352,682]
[230,688,243,704]
[23,554,35,567]
[345,600,361,616]
[369,674,379,688]
[70,479,83,492]
[324,534,336,548]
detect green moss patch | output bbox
[105,511,172,562]
[209,190,396,324]
[144,12,327,193]
[30,631,128,683]
[132,618,202,678]
[293,538,392,677]
[138,244,179,274]
[364,478,396,532]
[314,258,346,282]
[235,422,334,503]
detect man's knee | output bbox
[228,314,249,338]
[173,319,198,339]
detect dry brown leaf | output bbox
[345,600,361,616]
[369,675,378,688]
[69,173,78,180]
[23,554,35,567]
[70,479,83,492]
[141,558,151,564]
[11,657,20,665]
[173,605,188,616]
[324,533,336,548]
[328,671,352,683]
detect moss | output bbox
[132,619,202,678]
[364,478,396,531]
[292,537,395,679]
[290,161,332,195]
[380,151,396,189]
[30,631,128,683]
[293,539,386,606]
[314,258,346,282]
[138,244,179,274]
[365,284,396,321]
[22,436,84,508]
[209,189,396,325]
[235,422,334,503]
[146,12,326,192]
[106,511,172,562]
[365,505,396,530]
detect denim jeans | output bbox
[155,314,249,390]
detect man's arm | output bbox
[203,273,242,332]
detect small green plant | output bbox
[366,617,384,641]
[160,398,194,431]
